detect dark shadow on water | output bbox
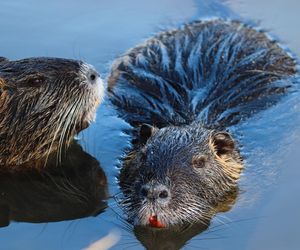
[0,141,108,228]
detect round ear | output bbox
[211,131,235,157]
[139,124,156,144]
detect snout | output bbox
[139,183,170,228]
[79,62,105,105]
[87,67,100,85]
[140,183,170,203]
[80,63,101,86]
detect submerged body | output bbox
[0,57,104,168]
[108,20,298,227]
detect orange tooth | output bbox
[149,215,165,228]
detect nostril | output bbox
[90,74,96,81]
[141,184,169,201]
[158,190,169,199]
[87,68,100,84]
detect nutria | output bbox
[0,141,108,227]
[0,57,104,168]
[108,19,298,227]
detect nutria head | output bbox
[119,124,242,227]
[0,57,104,167]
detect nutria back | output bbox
[108,20,297,129]
[0,57,104,168]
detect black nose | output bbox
[141,184,170,201]
[87,68,100,84]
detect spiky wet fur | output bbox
[120,125,242,226]
[108,20,298,226]
[0,57,103,167]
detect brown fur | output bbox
[0,57,103,168]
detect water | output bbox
[0,0,300,249]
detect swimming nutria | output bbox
[107,20,298,227]
[0,57,104,168]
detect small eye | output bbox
[192,155,208,169]
[26,76,45,86]
[32,79,43,84]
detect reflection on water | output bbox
[0,142,108,227]
[0,0,300,249]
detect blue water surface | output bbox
[0,0,299,250]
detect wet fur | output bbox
[120,126,241,226]
[108,20,298,226]
[108,20,296,128]
[0,57,102,167]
